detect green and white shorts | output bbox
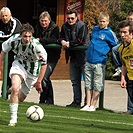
[9,60,37,96]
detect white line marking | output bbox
[1,110,133,126]
[46,115,133,126]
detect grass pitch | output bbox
[0,98,133,133]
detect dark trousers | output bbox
[70,62,84,104]
[126,79,133,104]
[39,62,58,104]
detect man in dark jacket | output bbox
[0,7,22,98]
[34,11,61,105]
[58,9,90,107]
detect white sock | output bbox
[9,103,18,124]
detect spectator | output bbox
[112,44,122,77]
[112,9,133,114]
[0,23,47,126]
[125,10,133,115]
[118,20,133,115]
[58,9,90,107]
[112,10,133,78]
[0,7,22,98]
[34,11,61,105]
[81,12,118,111]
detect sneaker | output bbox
[66,101,81,107]
[113,67,121,77]
[88,106,96,111]
[80,105,90,111]
[8,123,16,127]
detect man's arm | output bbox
[120,63,127,88]
[0,51,6,65]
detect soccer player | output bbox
[118,20,133,115]
[0,23,47,126]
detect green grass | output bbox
[0,98,133,133]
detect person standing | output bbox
[81,12,118,111]
[118,20,133,115]
[0,7,22,98]
[112,44,122,77]
[0,23,47,126]
[58,9,90,107]
[112,10,133,114]
[112,10,133,78]
[34,11,61,105]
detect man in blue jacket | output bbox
[81,12,119,111]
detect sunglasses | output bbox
[67,17,75,20]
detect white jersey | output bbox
[2,34,47,76]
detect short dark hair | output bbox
[119,20,133,33]
[20,23,34,35]
[66,9,78,16]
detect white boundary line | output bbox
[1,110,133,126]
[46,115,133,126]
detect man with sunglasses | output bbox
[58,9,90,107]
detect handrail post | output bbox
[1,53,8,99]
[99,91,104,109]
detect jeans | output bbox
[112,44,122,68]
[127,96,133,113]
[70,62,84,104]
[39,62,58,104]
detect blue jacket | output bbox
[86,26,118,64]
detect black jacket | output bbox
[34,21,61,63]
[0,17,22,62]
[59,19,90,64]
[0,17,21,42]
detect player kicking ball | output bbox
[0,23,47,126]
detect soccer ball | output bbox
[26,105,44,121]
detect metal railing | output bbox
[1,43,104,109]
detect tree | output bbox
[84,0,133,79]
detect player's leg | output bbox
[8,60,26,126]
[20,74,38,102]
[9,74,23,126]
[18,89,27,102]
